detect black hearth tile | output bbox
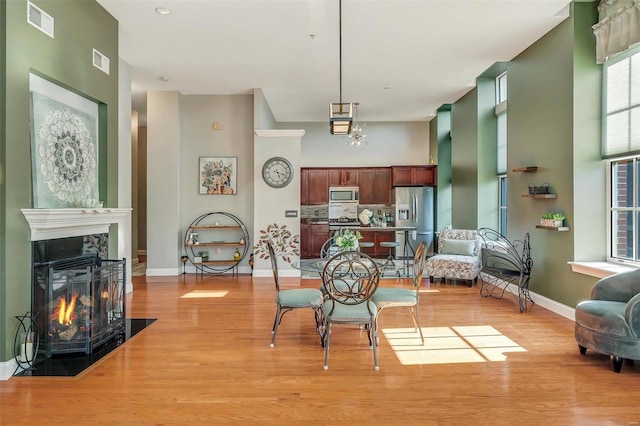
[15,318,156,377]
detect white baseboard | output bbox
[479,273,575,320]
[1,358,18,381]
[146,268,180,276]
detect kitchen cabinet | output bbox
[300,169,309,205]
[300,221,330,258]
[391,165,437,187]
[329,168,359,186]
[359,168,392,204]
[358,230,394,258]
[300,223,311,258]
[301,166,392,206]
[306,169,329,205]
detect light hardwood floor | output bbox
[2,274,640,425]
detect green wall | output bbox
[1,0,118,362]
[432,108,452,230]
[447,2,600,307]
[451,89,479,229]
[0,0,7,364]
[507,2,598,305]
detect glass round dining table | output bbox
[292,258,406,277]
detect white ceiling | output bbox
[97,0,573,123]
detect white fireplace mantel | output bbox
[21,208,132,241]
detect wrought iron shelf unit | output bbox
[184,212,249,274]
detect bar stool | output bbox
[380,241,401,276]
[359,241,375,249]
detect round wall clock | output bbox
[262,156,293,188]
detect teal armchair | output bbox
[575,268,640,372]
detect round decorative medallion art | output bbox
[37,109,97,204]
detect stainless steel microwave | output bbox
[329,186,359,202]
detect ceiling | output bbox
[96,0,574,124]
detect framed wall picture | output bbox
[29,73,100,208]
[199,157,237,195]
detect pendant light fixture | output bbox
[329,0,353,135]
[347,102,368,148]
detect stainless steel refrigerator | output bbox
[394,186,435,258]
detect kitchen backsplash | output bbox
[300,204,394,221]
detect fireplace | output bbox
[21,208,132,360]
[31,235,126,358]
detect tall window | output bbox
[606,47,640,263]
[496,72,508,235]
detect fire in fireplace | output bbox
[32,235,126,358]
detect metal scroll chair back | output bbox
[477,228,534,313]
[412,241,428,292]
[321,250,381,370]
[372,242,428,344]
[267,242,324,347]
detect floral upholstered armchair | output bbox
[425,228,482,287]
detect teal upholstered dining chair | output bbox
[372,241,428,344]
[267,242,324,348]
[321,250,381,370]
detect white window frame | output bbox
[604,46,640,266]
[498,174,508,236]
[496,71,507,235]
[607,155,640,266]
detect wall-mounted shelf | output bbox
[536,225,570,232]
[522,194,557,199]
[513,166,538,173]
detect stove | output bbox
[329,220,361,229]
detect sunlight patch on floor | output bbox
[381,325,527,365]
[180,290,229,298]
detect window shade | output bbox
[603,51,640,157]
[593,0,640,64]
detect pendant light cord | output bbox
[339,0,343,105]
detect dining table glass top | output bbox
[292,257,405,275]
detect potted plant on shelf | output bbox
[541,213,565,227]
[541,213,554,227]
[552,213,565,227]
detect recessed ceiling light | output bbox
[159,76,169,82]
[155,7,172,15]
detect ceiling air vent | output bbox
[27,1,54,38]
[93,49,110,75]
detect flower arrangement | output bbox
[359,209,373,225]
[335,229,362,251]
[253,223,300,263]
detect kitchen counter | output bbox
[301,218,329,225]
[330,225,414,231]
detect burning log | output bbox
[57,324,78,341]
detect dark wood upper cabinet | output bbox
[391,165,437,187]
[329,169,359,186]
[358,168,391,204]
[300,168,308,205]
[307,169,329,205]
